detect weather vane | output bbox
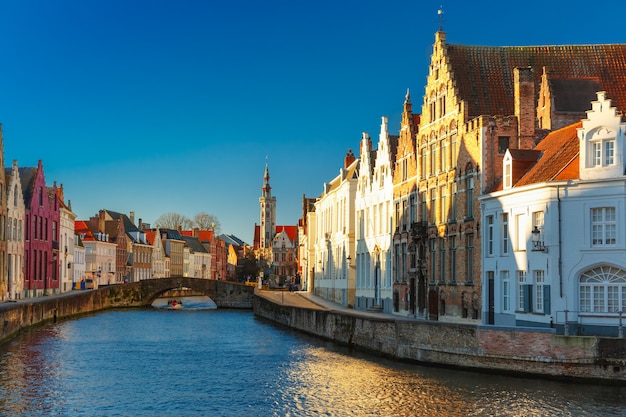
[438,7,444,31]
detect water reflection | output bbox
[0,310,624,416]
[151,295,217,310]
[273,342,626,417]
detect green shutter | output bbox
[523,284,532,312]
[543,286,551,315]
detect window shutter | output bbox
[543,286,551,315]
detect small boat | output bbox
[167,299,183,309]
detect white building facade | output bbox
[312,152,358,307]
[481,92,626,336]
[355,117,396,313]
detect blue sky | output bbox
[0,0,625,245]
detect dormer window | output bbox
[503,152,512,189]
[590,138,615,167]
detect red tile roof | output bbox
[515,122,581,187]
[275,225,298,242]
[446,42,626,117]
[145,230,157,245]
[75,220,95,241]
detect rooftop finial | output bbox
[438,7,444,31]
[405,88,410,101]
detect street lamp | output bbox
[531,226,547,252]
[346,255,355,269]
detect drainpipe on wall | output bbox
[557,185,562,298]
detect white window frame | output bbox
[591,207,616,246]
[580,266,626,313]
[517,270,527,311]
[501,213,509,255]
[534,270,545,313]
[589,138,616,167]
[486,215,494,256]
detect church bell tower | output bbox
[259,163,276,249]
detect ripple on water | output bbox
[0,310,624,417]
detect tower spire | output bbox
[263,162,271,192]
[259,160,276,249]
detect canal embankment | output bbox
[253,289,626,384]
[0,279,254,345]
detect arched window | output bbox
[579,266,626,313]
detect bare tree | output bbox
[193,212,221,233]
[154,212,192,230]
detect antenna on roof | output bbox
[438,7,444,31]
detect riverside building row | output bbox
[299,30,626,336]
[0,151,248,299]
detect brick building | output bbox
[20,160,59,297]
[396,30,626,323]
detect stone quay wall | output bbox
[253,294,626,383]
[0,279,254,345]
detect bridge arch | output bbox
[137,277,254,308]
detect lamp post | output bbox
[531,226,547,252]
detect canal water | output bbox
[0,308,624,417]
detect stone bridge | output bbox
[115,277,255,308]
[0,278,255,344]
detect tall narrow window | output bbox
[440,185,447,223]
[430,143,437,174]
[443,137,449,169]
[439,237,446,283]
[466,234,474,284]
[592,142,602,166]
[395,202,400,232]
[401,242,407,283]
[430,189,437,224]
[450,134,457,166]
[605,140,615,165]
[517,270,528,311]
[591,207,616,246]
[394,244,400,282]
[449,237,456,283]
[402,158,408,181]
[450,182,457,221]
[501,213,509,255]
[502,270,510,312]
[409,194,416,224]
[486,215,494,256]
[466,172,474,218]
[439,137,446,170]
[430,239,436,283]
[504,162,512,188]
[420,192,427,223]
[534,270,546,313]
[439,95,446,118]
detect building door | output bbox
[417,275,426,316]
[410,278,416,315]
[428,289,439,320]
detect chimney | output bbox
[98,210,106,234]
[344,149,356,169]
[130,211,135,226]
[514,67,536,149]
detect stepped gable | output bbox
[446,42,626,117]
[17,167,37,206]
